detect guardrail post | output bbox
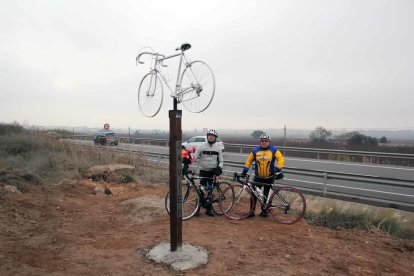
[323,173,328,196]
[240,146,242,154]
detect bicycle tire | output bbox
[211,181,234,215]
[138,72,163,117]
[165,183,200,220]
[179,61,215,113]
[220,183,254,220]
[268,186,306,225]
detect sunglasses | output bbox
[260,140,270,143]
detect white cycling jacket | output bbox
[195,142,224,171]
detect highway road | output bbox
[67,140,414,210]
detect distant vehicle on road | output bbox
[94,132,119,146]
[182,136,225,152]
[46,131,62,140]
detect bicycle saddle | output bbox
[176,43,191,51]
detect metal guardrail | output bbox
[227,143,414,160]
[64,135,414,163]
[73,142,414,212]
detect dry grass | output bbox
[0,129,168,187]
[305,195,414,239]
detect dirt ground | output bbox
[1,178,413,276]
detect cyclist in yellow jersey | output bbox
[241,133,285,217]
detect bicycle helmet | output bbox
[206,129,218,137]
[259,133,271,140]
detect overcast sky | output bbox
[1,0,413,131]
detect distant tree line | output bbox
[49,129,74,135]
[309,126,388,146]
[0,122,25,135]
[251,130,266,139]
[250,127,388,147]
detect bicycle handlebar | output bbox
[233,172,249,183]
[136,52,167,66]
[136,52,153,65]
[185,170,282,184]
[185,170,195,180]
[185,170,218,181]
[233,172,284,185]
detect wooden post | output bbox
[169,106,182,251]
[283,125,286,156]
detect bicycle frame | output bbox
[185,171,220,190]
[137,51,197,100]
[225,172,306,223]
[183,171,230,215]
[234,174,281,208]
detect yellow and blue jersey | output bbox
[243,146,284,179]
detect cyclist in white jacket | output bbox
[195,129,224,216]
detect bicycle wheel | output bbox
[220,184,254,220]
[179,61,215,113]
[211,181,234,215]
[138,72,163,117]
[268,186,306,225]
[165,183,200,220]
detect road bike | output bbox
[136,43,215,117]
[165,171,234,220]
[219,172,306,224]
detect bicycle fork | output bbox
[147,73,158,97]
[273,189,292,214]
[235,185,248,203]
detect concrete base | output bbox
[146,243,209,271]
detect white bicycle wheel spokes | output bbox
[179,61,215,113]
[138,72,163,117]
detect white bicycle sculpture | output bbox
[136,43,216,117]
